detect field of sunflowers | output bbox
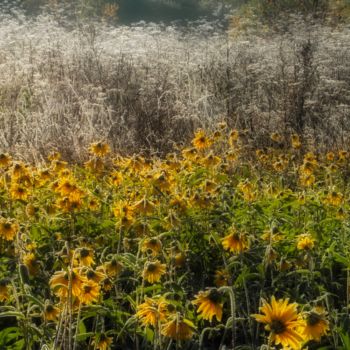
[1,124,350,350]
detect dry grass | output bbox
[0,9,349,161]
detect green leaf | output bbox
[340,332,350,350]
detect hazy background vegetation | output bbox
[0,0,349,160]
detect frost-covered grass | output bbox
[0,7,349,160]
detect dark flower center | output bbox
[46,305,54,312]
[87,270,95,279]
[307,312,322,326]
[3,223,12,230]
[270,319,286,334]
[208,289,222,303]
[84,285,92,293]
[147,263,157,272]
[80,248,90,258]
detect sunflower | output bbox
[202,154,221,168]
[174,251,186,268]
[161,314,195,340]
[113,201,135,221]
[192,129,213,150]
[325,152,335,162]
[56,178,76,196]
[252,296,305,349]
[92,333,113,350]
[299,174,315,187]
[141,238,162,256]
[88,198,100,211]
[56,194,83,213]
[10,183,29,201]
[228,129,239,146]
[296,234,315,251]
[192,288,223,322]
[79,281,100,304]
[11,162,28,178]
[182,147,197,160]
[0,279,9,302]
[78,248,95,267]
[49,269,85,298]
[136,296,168,327]
[273,161,286,173]
[0,153,12,168]
[143,261,166,284]
[51,160,68,173]
[86,269,106,284]
[299,162,316,177]
[109,171,123,186]
[89,141,110,157]
[324,191,343,206]
[270,132,283,143]
[300,307,329,342]
[23,253,40,276]
[214,269,230,287]
[222,229,249,254]
[0,218,19,241]
[100,259,123,278]
[237,181,256,202]
[44,303,60,322]
[101,278,112,292]
[336,207,346,220]
[291,134,301,149]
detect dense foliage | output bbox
[1,126,350,349]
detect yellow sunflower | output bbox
[9,183,29,201]
[92,333,113,350]
[214,269,230,287]
[141,238,162,256]
[44,303,60,322]
[237,181,256,202]
[86,269,106,284]
[0,153,12,168]
[89,141,110,157]
[296,234,315,251]
[228,129,239,146]
[192,288,223,322]
[136,296,168,327]
[0,218,19,241]
[324,191,343,206]
[300,307,329,342]
[270,132,283,143]
[291,134,301,149]
[78,248,95,267]
[299,174,315,187]
[143,261,166,284]
[23,253,40,276]
[161,314,195,340]
[79,281,100,304]
[222,229,249,254]
[49,269,85,298]
[252,296,305,349]
[100,259,123,278]
[192,129,213,150]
